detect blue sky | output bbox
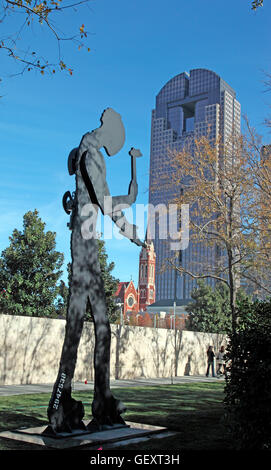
[0,0,270,286]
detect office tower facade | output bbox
[148,68,241,302]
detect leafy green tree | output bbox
[186,280,230,333]
[186,280,249,333]
[55,279,70,318]
[55,261,71,318]
[224,298,271,449]
[0,209,64,317]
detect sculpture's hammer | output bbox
[129,147,142,189]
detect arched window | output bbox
[145,265,148,278]
[141,264,144,278]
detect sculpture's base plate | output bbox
[0,421,175,449]
[41,422,129,439]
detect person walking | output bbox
[206,346,215,377]
[217,345,226,375]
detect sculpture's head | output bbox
[99,108,125,156]
[68,147,78,175]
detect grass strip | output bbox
[0,382,233,451]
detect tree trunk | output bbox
[228,245,238,336]
[227,193,239,336]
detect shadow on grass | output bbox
[75,383,233,450]
[0,383,234,451]
[0,410,46,432]
[0,411,48,450]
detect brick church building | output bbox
[114,241,156,319]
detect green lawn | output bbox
[0,382,234,451]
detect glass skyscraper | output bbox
[148,68,241,302]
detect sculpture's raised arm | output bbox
[80,149,144,247]
[76,109,145,247]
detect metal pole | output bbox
[173,194,183,377]
[173,262,177,328]
[173,264,177,376]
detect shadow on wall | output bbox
[178,331,227,376]
[114,326,166,380]
[0,314,65,385]
[149,328,175,378]
[0,314,227,385]
[111,326,184,380]
[112,324,133,380]
[184,354,192,376]
[76,322,135,381]
[75,321,96,382]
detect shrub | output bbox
[224,298,271,449]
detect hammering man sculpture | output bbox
[47,108,145,434]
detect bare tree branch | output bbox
[167,259,230,288]
[0,0,92,76]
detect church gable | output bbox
[114,282,129,304]
[124,281,138,313]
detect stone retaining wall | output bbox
[0,314,226,385]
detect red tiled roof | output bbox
[114,282,129,297]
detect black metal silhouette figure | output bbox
[47,108,144,434]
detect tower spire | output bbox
[138,239,156,312]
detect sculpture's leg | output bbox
[87,275,126,429]
[47,284,88,434]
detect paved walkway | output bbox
[0,375,223,396]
